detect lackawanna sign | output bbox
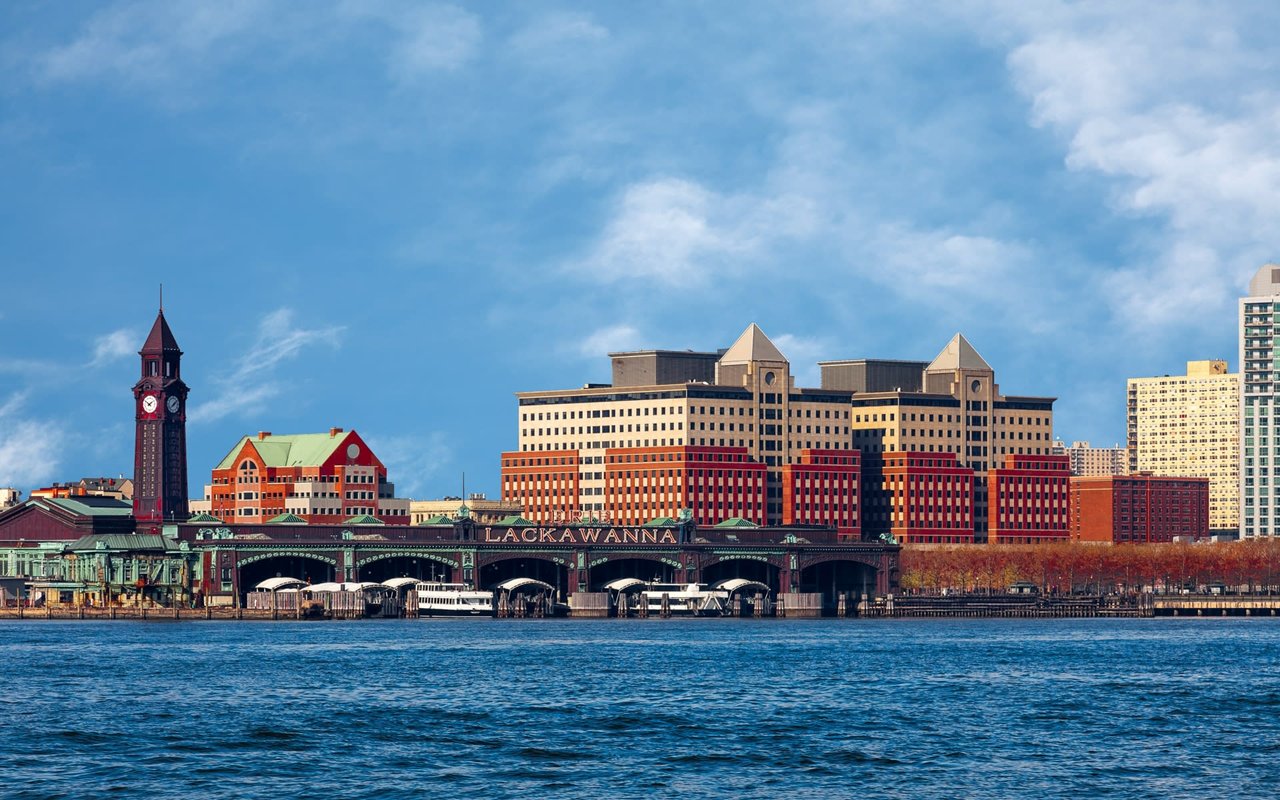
[480,526,681,546]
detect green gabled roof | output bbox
[497,515,536,526]
[187,512,223,523]
[643,516,678,527]
[214,432,358,471]
[266,512,307,524]
[418,514,453,525]
[41,497,133,517]
[343,514,384,525]
[67,534,178,552]
[714,517,759,528]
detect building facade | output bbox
[1241,265,1280,539]
[846,334,1056,542]
[1127,360,1239,534]
[1070,474,1210,544]
[503,325,855,528]
[987,454,1070,544]
[1052,441,1128,477]
[410,495,524,526]
[865,452,974,544]
[202,428,410,524]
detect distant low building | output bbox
[1051,441,1127,477]
[1069,474,1209,544]
[410,495,523,525]
[29,477,134,502]
[0,488,19,509]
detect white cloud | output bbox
[577,324,643,359]
[1001,4,1280,330]
[364,431,453,499]
[90,328,137,366]
[189,308,344,424]
[0,392,63,489]
[772,333,831,387]
[510,12,608,56]
[570,177,817,287]
[37,0,266,88]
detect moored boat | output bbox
[414,581,494,617]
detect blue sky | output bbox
[2,1,1278,500]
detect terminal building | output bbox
[1127,360,1239,534]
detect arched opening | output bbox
[589,557,676,589]
[798,559,878,615]
[357,556,454,584]
[480,557,570,598]
[239,555,335,597]
[701,559,780,593]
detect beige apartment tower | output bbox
[1127,360,1240,534]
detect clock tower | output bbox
[132,308,190,534]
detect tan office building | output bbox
[504,324,855,526]
[842,334,1057,542]
[1127,360,1239,534]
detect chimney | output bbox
[258,431,271,440]
[329,427,343,438]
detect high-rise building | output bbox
[847,334,1059,542]
[1052,440,1128,476]
[1241,264,1280,538]
[1126,360,1239,534]
[503,324,857,530]
[132,308,189,534]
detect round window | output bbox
[346,443,360,459]
[765,371,776,385]
[970,379,981,393]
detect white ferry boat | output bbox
[413,581,494,617]
[640,583,730,617]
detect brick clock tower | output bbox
[133,308,190,534]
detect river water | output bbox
[2,618,1277,799]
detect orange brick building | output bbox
[203,428,409,524]
[601,446,768,527]
[865,452,975,544]
[501,450,582,523]
[1070,474,1209,544]
[782,449,860,537]
[987,454,1070,544]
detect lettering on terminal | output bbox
[481,527,679,546]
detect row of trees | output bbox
[898,540,1280,595]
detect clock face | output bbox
[141,395,158,414]
[167,396,180,414]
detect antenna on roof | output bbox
[159,283,164,313]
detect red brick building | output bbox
[500,450,582,523]
[987,454,1070,544]
[602,446,768,527]
[782,449,860,537]
[203,428,409,524]
[866,452,975,544]
[1069,474,1210,544]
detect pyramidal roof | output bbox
[926,334,993,373]
[718,323,787,365]
[140,310,182,355]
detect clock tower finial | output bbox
[133,306,190,534]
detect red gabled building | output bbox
[204,428,409,524]
[988,454,1070,544]
[782,449,860,538]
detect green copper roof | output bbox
[642,516,678,527]
[497,515,536,526]
[714,517,759,528]
[418,514,453,525]
[214,432,357,471]
[67,534,178,552]
[41,497,133,517]
[267,512,307,524]
[188,512,223,523]
[343,514,384,525]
